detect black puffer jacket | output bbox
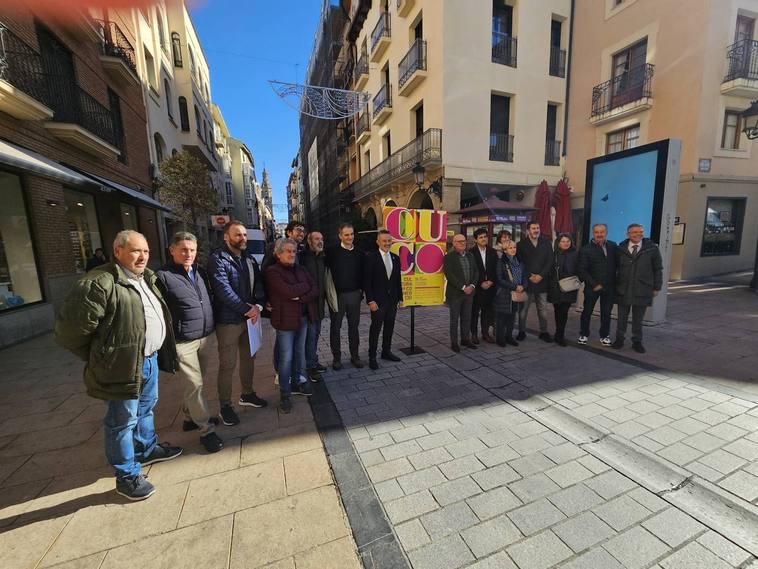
[156,263,215,342]
[548,248,579,305]
[577,240,617,289]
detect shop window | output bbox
[701,197,746,256]
[0,172,43,311]
[120,203,138,230]
[64,190,103,273]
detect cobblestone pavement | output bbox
[319,275,758,569]
[0,327,361,569]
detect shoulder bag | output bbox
[506,265,528,303]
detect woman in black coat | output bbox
[494,240,526,347]
[548,233,579,346]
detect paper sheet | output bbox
[247,317,263,357]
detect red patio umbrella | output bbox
[533,180,552,241]
[553,179,573,236]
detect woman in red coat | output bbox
[266,238,318,413]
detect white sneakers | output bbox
[600,337,612,346]
[577,336,588,345]
[577,336,612,346]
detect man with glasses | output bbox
[443,234,480,352]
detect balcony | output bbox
[545,140,561,166]
[351,128,442,202]
[722,39,758,97]
[549,46,566,78]
[397,0,415,17]
[95,20,139,87]
[590,63,654,125]
[370,12,391,62]
[44,82,120,159]
[0,25,54,120]
[354,51,369,91]
[398,38,427,96]
[372,84,392,125]
[489,133,514,162]
[492,31,517,68]
[356,110,371,145]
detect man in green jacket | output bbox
[443,234,480,352]
[55,230,181,501]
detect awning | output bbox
[79,171,172,212]
[0,139,100,190]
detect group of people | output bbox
[54,216,662,502]
[443,221,663,355]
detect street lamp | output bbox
[740,100,758,139]
[412,162,443,200]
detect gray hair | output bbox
[171,231,197,245]
[592,223,608,231]
[274,237,297,256]
[113,230,146,250]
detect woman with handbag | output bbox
[494,240,527,347]
[548,233,580,346]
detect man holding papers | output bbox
[207,221,268,427]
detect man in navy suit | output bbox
[364,229,403,370]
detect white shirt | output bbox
[123,268,166,356]
[628,241,642,255]
[478,246,487,269]
[340,242,354,251]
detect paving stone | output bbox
[690,409,730,426]
[424,417,462,434]
[461,515,522,559]
[359,449,385,467]
[723,438,758,461]
[445,437,488,459]
[380,440,423,462]
[718,470,758,501]
[697,449,747,475]
[408,447,455,470]
[682,432,726,453]
[506,530,573,569]
[553,511,616,552]
[417,431,457,450]
[547,483,605,517]
[657,442,704,466]
[541,442,586,465]
[659,541,733,569]
[407,534,474,569]
[353,433,394,453]
[465,551,518,569]
[439,455,485,480]
[642,507,706,547]
[384,490,439,524]
[687,460,724,482]
[645,426,688,446]
[420,501,479,540]
[467,486,522,520]
[696,531,753,566]
[657,405,694,420]
[366,457,414,483]
[472,462,521,491]
[509,433,557,455]
[509,473,561,503]
[577,455,611,474]
[613,420,651,439]
[390,425,429,443]
[633,435,665,453]
[544,460,594,488]
[510,453,557,477]
[396,466,447,495]
[626,487,668,512]
[476,444,519,467]
[559,548,625,569]
[593,494,651,531]
[603,526,669,569]
[507,498,566,536]
[711,401,752,417]
[395,519,431,551]
[584,470,636,499]
[374,479,405,502]
[430,476,482,507]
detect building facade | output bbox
[565,0,758,279]
[0,4,168,347]
[287,154,306,222]
[228,137,260,228]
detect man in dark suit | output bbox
[469,227,498,344]
[576,223,617,347]
[516,221,553,342]
[364,230,403,370]
[443,234,480,352]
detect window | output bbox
[735,15,755,43]
[144,47,157,90]
[164,79,173,119]
[120,203,138,230]
[188,45,196,78]
[108,88,127,164]
[171,32,183,67]
[382,131,391,159]
[414,17,423,40]
[225,181,233,204]
[606,124,639,154]
[363,150,371,172]
[721,111,741,149]
[702,198,746,256]
[545,104,560,165]
[489,93,513,161]
[611,39,647,105]
[154,132,166,164]
[492,0,513,35]
[194,104,202,137]
[0,172,43,311]
[156,11,167,53]
[414,103,424,138]
[64,189,103,274]
[178,96,189,131]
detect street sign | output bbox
[210,214,230,228]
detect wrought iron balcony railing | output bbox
[371,12,391,53]
[354,50,368,81]
[489,132,514,162]
[0,24,51,105]
[492,31,517,67]
[399,38,427,87]
[352,128,442,201]
[724,38,758,82]
[48,79,119,146]
[373,83,392,116]
[94,19,137,76]
[357,109,370,137]
[591,63,654,118]
[549,46,566,78]
[545,139,561,166]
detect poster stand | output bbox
[400,306,426,355]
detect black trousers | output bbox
[448,294,473,344]
[368,301,398,359]
[330,289,362,360]
[580,286,614,338]
[616,304,647,343]
[553,302,572,340]
[495,312,515,344]
[471,292,494,337]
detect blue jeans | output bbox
[276,319,307,396]
[305,318,322,369]
[104,353,159,481]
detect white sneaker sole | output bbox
[116,486,156,501]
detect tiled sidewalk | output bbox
[0,327,361,569]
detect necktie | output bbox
[384,252,392,279]
[632,244,639,256]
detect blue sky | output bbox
[190,0,322,222]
